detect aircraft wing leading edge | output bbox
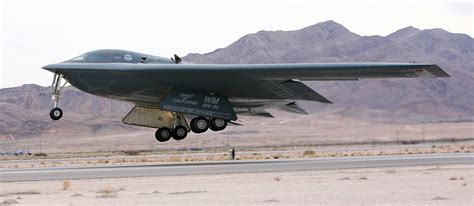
[43,62,449,80]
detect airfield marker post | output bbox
[229,148,235,160]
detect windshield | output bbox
[65,50,139,63]
[63,49,177,64]
[71,55,86,61]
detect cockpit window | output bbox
[86,53,111,63]
[71,55,86,61]
[64,50,168,64]
[66,51,117,63]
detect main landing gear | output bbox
[155,126,188,142]
[189,117,227,133]
[154,113,189,142]
[155,128,172,142]
[49,72,67,121]
[154,116,228,143]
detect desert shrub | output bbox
[120,150,140,156]
[34,153,47,157]
[303,150,316,156]
[63,180,71,190]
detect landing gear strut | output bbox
[49,73,67,121]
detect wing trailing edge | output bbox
[263,80,332,103]
[279,102,308,114]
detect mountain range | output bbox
[1,20,473,140]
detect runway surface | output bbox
[1,153,472,182]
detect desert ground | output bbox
[0,165,473,205]
[1,114,472,205]
[0,141,473,169]
[1,114,472,154]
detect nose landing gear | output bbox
[50,107,63,120]
[49,72,67,121]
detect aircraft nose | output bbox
[42,64,60,73]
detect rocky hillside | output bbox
[184,20,474,121]
[1,20,473,140]
[0,85,135,140]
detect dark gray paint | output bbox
[42,49,449,114]
[160,89,238,120]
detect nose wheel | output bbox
[50,107,63,120]
[49,72,67,121]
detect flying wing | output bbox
[43,62,448,105]
[42,49,451,141]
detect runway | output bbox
[1,153,472,182]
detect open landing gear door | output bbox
[160,90,237,121]
[122,105,189,131]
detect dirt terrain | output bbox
[1,113,472,154]
[0,141,472,169]
[0,165,472,205]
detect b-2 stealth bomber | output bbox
[42,49,449,142]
